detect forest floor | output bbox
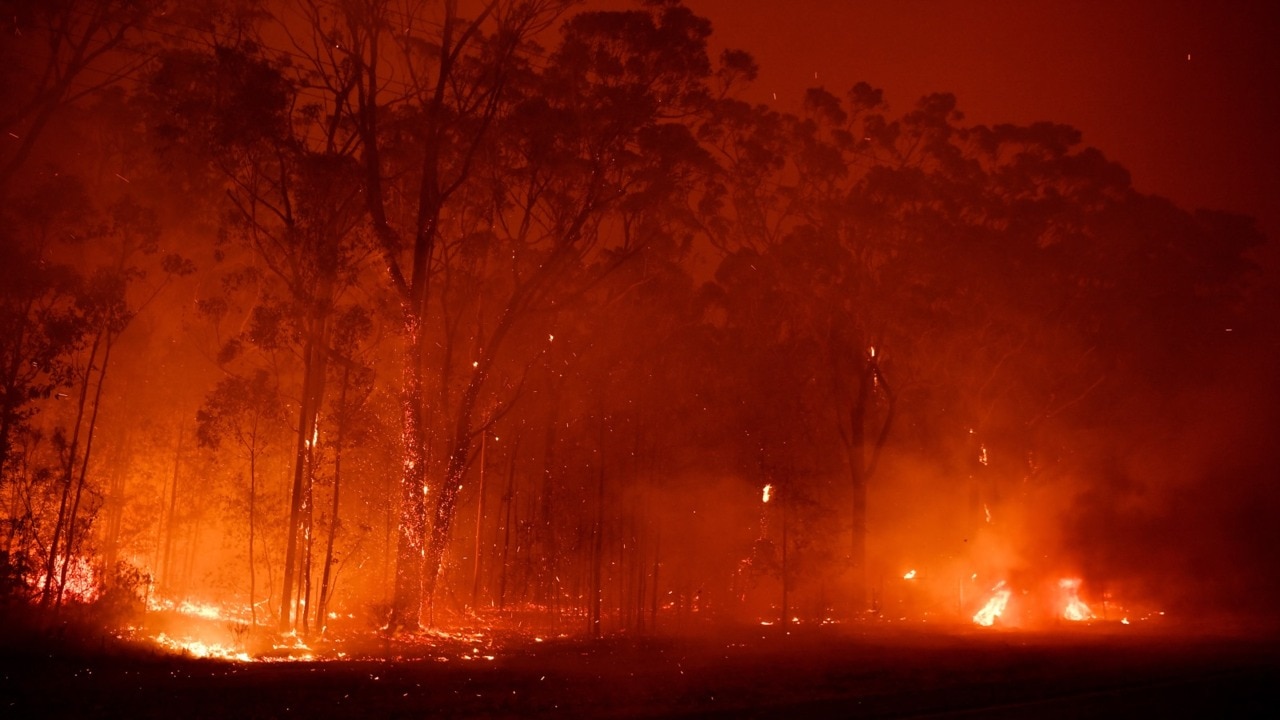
[1,612,1276,718]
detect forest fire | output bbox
[31,557,100,605]
[1,0,1277,716]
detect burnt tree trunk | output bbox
[847,352,895,615]
[389,307,429,630]
[279,318,330,631]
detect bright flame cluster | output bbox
[152,633,252,662]
[972,581,1010,627]
[31,557,101,603]
[971,577,1099,627]
[1058,578,1095,621]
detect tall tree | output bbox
[147,28,377,629]
[196,369,282,627]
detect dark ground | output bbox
[1,618,1276,718]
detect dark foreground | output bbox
[2,622,1276,718]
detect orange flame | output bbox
[972,581,1010,626]
[1058,578,1095,621]
[32,556,100,604]
[761,484,772,503]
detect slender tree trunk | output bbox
[470,431,487,613]
[181,509,201,593]
[279,345,314,631]
[279,321,329,631]
[497,432,519,610]
[536,403,559,607]
[39,329,101,608]
[298,432,318,635]
[848,359,871,613]
[248,431,258,628]
[590,414,605,638]
[161,425,183,595]
[56,332,115,607]
[317,364,349,634]
[100,430,133,586]
[848,353,895,616]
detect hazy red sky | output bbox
[644,0,1279,248]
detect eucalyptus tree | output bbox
[147,17,378,628]
[195,369,283,626]
[279,0,723,627]
[274,0,580,629]
[409,0,721,619]
[704,80,1266,614]
[0,0,166,583]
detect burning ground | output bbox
[3,616,1277,719]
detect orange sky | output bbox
[669,0,1279,251]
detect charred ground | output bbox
[2,609,1277,719]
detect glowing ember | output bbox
[1058,578,1096,621]
[903,569,917,580]
[761,484,772,503]
[972,581,1011,627]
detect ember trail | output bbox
[1,0,1276,684]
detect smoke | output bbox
[1063,328,1280,627]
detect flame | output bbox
[761,484,772,503]
[32,556,101,604]
[152,633,252,662]
[903,569,917,580]
[1058,578,1095,621]
[148,596,251,623]
[972,581,1010,627]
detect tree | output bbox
[0,0,161,196]
[196,369,282,627]
[147,29,379,630]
